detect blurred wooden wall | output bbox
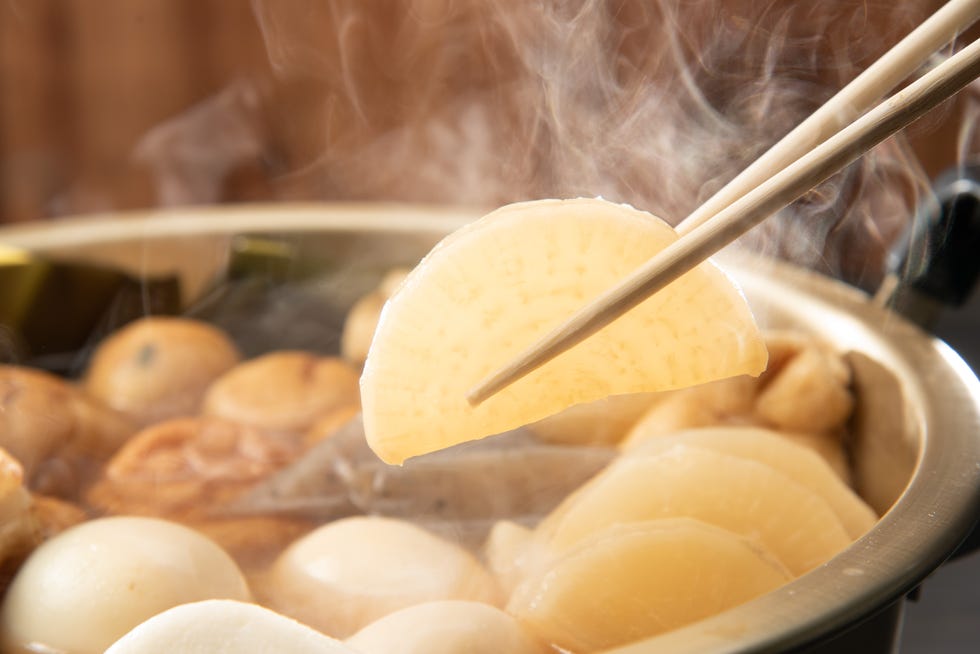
[0,0,966,226]
[0,0,279,223]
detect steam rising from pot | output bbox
[134,0,979,289]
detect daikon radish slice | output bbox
[539,445,851,576]
[483,520,535,595]
[625,427,877,538]
[361,197,767,464]
[509,518,790,652]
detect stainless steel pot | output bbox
[1,203,978,654]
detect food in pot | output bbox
[507,517,792,652]
[360,198,768,464]
[83,317,241,426]
[533,443,851,576]
[526,331,856,462]
[85,416,312,568]
[345,600,547,654]
[264,516,501,638]
[525,392,660,446]
[238,420,614,532]
[483,520,535,595]
[227,415,371,521]
[0,199,885,652]
[105,600,355,654]
[0,365,134,496]
[345,197,872,651]
[781,430,852,483]
[87,416,297,517]
[0,516,251,654]
[0,450,39,575]
[623,331,853,444]
[754,331,854,434]
[617,375,758,441]
[341,268,410,366]
[303,404,362,448]
[624,428,875,538]
[620,330,856,482]
[203,351,360,437]
[28,493,87,541]
[341,438,613,528]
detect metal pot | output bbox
[1,203,978,653]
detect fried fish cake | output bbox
[0,365,135,497]
[0,448,41,585]
[203,352,360,436]
[86,416,310,568]
[341,269,410,366]
[84,317,241,426]
[88,416,296,517]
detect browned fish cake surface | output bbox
[83,317,241,426]
[203,352,360,435]
[30,495,89,541]
[0,365,135,497]
[0,449,41,590]
[87,416,298,518]
[86,415,317,569]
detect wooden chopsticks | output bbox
[467,5,980,406]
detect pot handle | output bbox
[880,166,980,561]
[877,165,980,327]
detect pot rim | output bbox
[2,202,979,653]
[0,202,479,251]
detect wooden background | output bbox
[0,1,273,223]
[0,0,967,229]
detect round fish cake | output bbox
[203,352,360,436]
[0,365,134,497]
[84,317,241,426]
[86,416,309,568]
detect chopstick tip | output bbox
[465,383,492,407]
[466,368,514,406]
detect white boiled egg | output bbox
[0,516,250,654]
[266,516,500,638]
[346,600,547,654]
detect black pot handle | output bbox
[883,166,980,562]
[881,165,980,326]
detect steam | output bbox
[956,81,980,166]
[134,80,267,206]
[137,0,969,289]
